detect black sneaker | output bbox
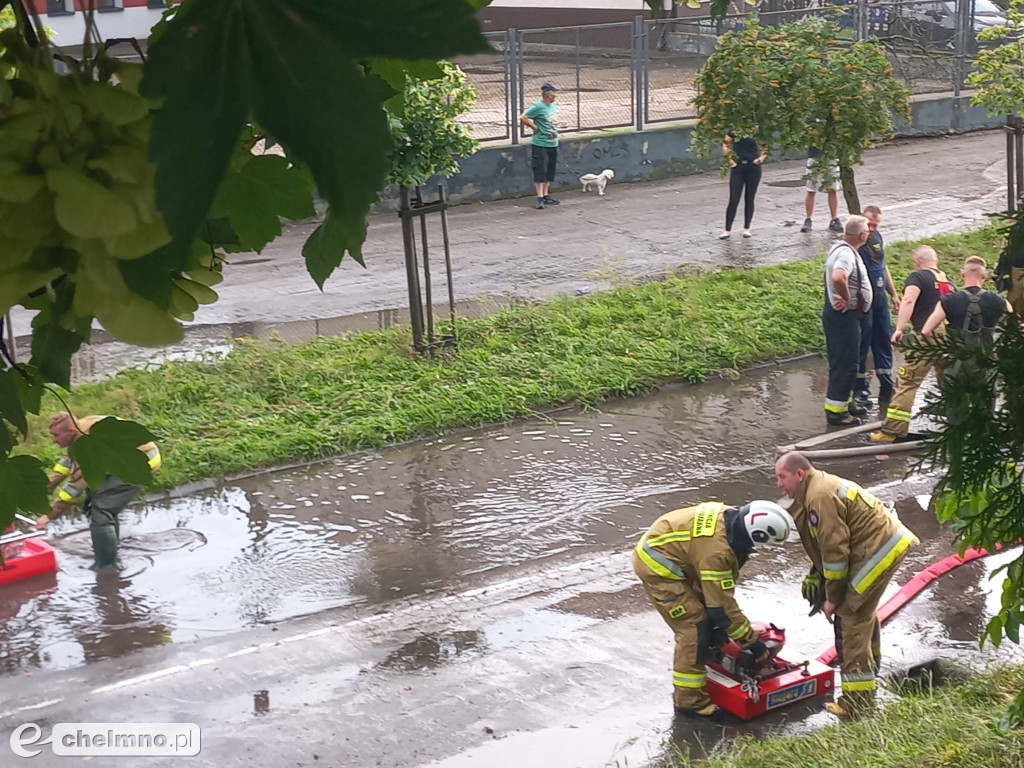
[828,218,843,233]
[800,218,812,233]
[536,197,545,210]
[542,195,560,205]
[827,413,862,427]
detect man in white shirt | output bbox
[822,216,873,426]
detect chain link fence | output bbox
[453,0,990,142]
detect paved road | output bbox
[6,130,1007,340]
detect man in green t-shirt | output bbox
[519,82,560,210]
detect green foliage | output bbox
[0,1,493,535]
[907,220,1024,725]
[385,60,479,189]
[13,227,1001,493]
[692,15,910,193]
[967,0,1024,117]
[670,666,1024,767]
[68,417,155,489]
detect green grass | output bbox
[671,666,1024,768]
[22,225,1003,490]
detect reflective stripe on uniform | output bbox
[875,368,894,375]
[51,457,72,477]
[647,530,692,547]
[146,447,162,471]
[635,535,687,580]
[57,483,84,504]
[699,570,733,582]
[822,560,849,580]
[673,670,707,689]
[692,502,724,537]
[728,620,751,640]
[824,398,849,414]
[841,670,876,691]
[836,481,858,501]
[851,525,918,594]
[886,407,911,423]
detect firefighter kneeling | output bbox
[633,500,794,719]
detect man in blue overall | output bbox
[853,205,899,412]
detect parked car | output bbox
[880,0,1017,52]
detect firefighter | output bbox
[633,499,795,719]
[35,413,161,571]
[775,451,918,717]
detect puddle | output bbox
[0,356,1015,687]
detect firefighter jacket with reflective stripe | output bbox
[635,501,759,646]
[47,415,160,517]
[790,469,917,607]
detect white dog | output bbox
[580,168,615,196]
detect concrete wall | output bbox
[376,92,1003,211]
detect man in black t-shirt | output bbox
[921,256,1011,337]
[869,246,954,443]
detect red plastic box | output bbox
[707,656,835,720]
[0,537,58,586]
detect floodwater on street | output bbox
[1,356,1020,768]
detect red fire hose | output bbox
[816,546,1003,665]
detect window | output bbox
[96,0,124,12]
[147,0,168,8]
[46,0,72,16]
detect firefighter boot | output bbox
[89,524,120,571]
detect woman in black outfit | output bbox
[720,131,767,239]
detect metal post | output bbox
[575,26,581,133]
[856,0,867,41]
[415,188,435,350]
[1015,116,1024,207]
[438,185,457,344]
[1009,117,1017,213]
[508,28,519,144]
[399,186,425,351]
[635,15,645,132]
[517,28,525,131]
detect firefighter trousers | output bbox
[856,295,895,398]
[881,345,944,438]
[833,551,908,714]
[84,475,140,571]
[632,551,712,710]
[823,303,861,417]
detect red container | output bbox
[0,537,58,586]
[707,655,835,719]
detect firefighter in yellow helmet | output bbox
[633,499,795,718]
[775,451,918,718]
[35,413,161,571]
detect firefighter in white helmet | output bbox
[633,499,795,718]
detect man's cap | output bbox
[541,82,559,92]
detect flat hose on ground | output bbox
[816,545,1011,665]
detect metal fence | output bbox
[453,0,992,142]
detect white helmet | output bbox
[742,500,794,546]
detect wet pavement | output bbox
[5,131,1007,381]
[1,356,1021,767]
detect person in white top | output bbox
[822,216,873,426]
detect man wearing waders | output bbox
[35,413,161,570]
[853,206,899,413]
[776,451,918,718]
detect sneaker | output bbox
[542,195,560,205]
[828,218,844,233]
[800,218,812,233]
[742,229,752,238]
[827,413,862,427]
[536,197,545,210]
[674,703,723,720]
[868,431,897,444]
[719,231,731,240]
[824,701,852,718]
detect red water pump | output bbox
[705,622,835,719]
[1,517,57,586]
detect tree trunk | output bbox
[839,165,860,215]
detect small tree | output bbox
[966,0,1024,119]
[386,60,479,190]
[692,15,910,213]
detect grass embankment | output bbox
[674,666,1024,768]
[22,226,1001,489]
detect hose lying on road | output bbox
[816,545,1011,665]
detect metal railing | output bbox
[453,0,989,143]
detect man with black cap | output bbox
[633,499,794,719]
[519,82,560,210]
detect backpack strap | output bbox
[962,290,985,331]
